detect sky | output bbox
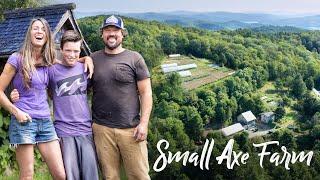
[53,0,320,15]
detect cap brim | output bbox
[101,24,123,30]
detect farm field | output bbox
[162,55,235,90]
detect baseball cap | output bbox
[101,15,125,30]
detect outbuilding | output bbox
[0,3,91,72]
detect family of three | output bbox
[0,15,152,180]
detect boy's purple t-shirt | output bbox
[7,53,50,119]
[48,62,92,137]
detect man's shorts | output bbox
[9,116,59,147]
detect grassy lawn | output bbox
[1,166,51,180]
[276,109,298,129]
[2,161,128,180]
[258,82,299,131]
[259,82,280,100]
[258,82,289,111]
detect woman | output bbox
[0,18,65,179]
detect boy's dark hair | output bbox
[60,30,82,49]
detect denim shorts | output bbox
[9,117,59,147]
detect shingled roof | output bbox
[0,3,91,58]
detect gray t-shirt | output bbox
[91,49,150,128]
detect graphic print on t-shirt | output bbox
[55,74,86,97]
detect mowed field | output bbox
[162,56,235,90]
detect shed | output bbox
[260,112,275,124]
[221,123,244,137]
[237,110,256,128]
[0,3,91,72]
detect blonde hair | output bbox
[19,18,55,88]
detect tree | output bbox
[196,90,216,124]
[269,166,291,180]
[188,39,202,57]
[234,132,250,152]
[153,100,180,119]
[275,106,285,121]
[179,106,204,142]
[290,74,307,99]
[311,124,320,139]
[299,93,320,118]
[275,79,284,91]
[311,112,320,126]
[0,0,48,20]
[153,73,184,103]
[280,130,297,150]
[305,76,314,90]
[158,32,177,54]
[175,34,189,54]
[237,94,264,115]
[148,117,193,179]
[215,93,237,125]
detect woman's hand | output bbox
[14,109,32,123]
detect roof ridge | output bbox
[4,3,76,19]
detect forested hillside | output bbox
[1,14,320,179]
[76,15,320,179]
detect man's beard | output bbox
[104,36,122,50]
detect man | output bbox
[91,15,153,180]
[11,30,99,180]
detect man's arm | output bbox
[133,78,152,141]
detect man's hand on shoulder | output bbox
[54,59,62,64]
[79,56,94,79]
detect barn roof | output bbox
[0,3,91,57]
[221,123,244,137]
[239,110,256,122]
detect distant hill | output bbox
[75,11,320,31]
[250,25,306,33]
[276,15,320,30]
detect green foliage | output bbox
[179,106,204,142]
[78,16,165,69]
[148,117,193,179]
[275,106,286,121]
[311,125,320,139]
[0,108,15,174]
[214,92,237,125]
[2,2,320,178]
[0,109,49,177]
[157,32,177,54]
[290,74,307,98]
[0,0,48,20]
[297,92,320,119]
[69,13,320,179]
